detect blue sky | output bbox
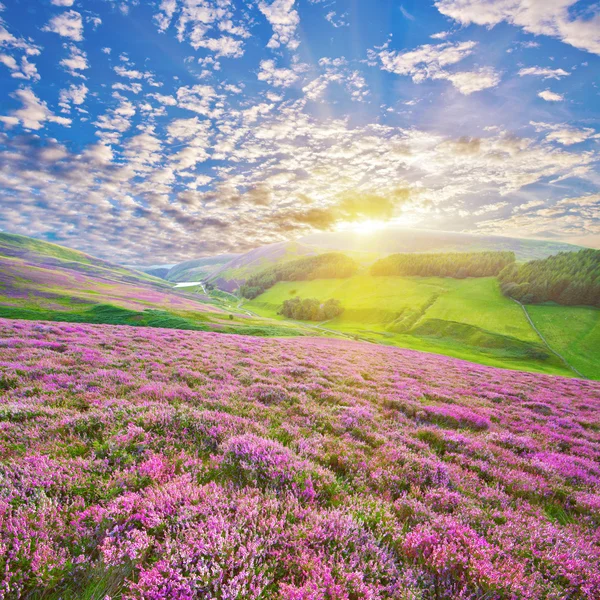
[0,0,598,263]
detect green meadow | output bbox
[527,305,600,380]
[246,276,586,378]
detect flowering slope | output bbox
[0,318,599,599]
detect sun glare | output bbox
[351,220,387,235]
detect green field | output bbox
[527,305,600,380]
[246,276,586,378]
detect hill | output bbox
[0,233,329,338]
[245,274,600,379]
[164,253,241,282]
[203,229,584,293]
[1,318,598,599]
[499,248,600,307]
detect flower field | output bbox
[0,318,599,599]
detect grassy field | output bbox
[246,276,580,378]
[527,304,600,380]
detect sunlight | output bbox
[346,220,389,235]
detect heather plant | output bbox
[0,318,599,599]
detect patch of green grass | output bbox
[246,275,579,377]
[527,304,600,379]
[0,232,92,264]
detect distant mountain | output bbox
[0,232,216,315]
[166,254,241,282]
[138,254,241,283]
[299,229,584,260]
[203,228,585,292]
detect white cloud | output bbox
[538,89,564,102]
[325,11,349,28]
[43,10,83,42]
[60,44,88,77]
[1,88,71,130]
[114,65,146,79]
[436,66,501,94]
[531,121,596,145]
[176,85,219,116]
[435,0,600,56]
[257,59,299,87]
[93,98,135,141]
[374,40,500,94]
[194,36,244,58]
[51,0,75,6]
[258,0,300,50]
[399,6,415,21]
[155,0,248,59]
[376,40,477,81]
[518,66,570,79]
[0,53,39,81]
[59,83,88,111]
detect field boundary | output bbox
[512,299,587,379]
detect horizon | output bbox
[0,225,592,269]
[0,0,599,262]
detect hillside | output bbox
[1,319,598,599]
[201,229,584,293]
[0,233,335,338]
[499,248,600,307]
[165,253,241,282]
[245,275,600,379]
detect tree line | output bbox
[280,297,344,321]
[499,249,600,307]
[370,251,516,278]
[240,253,358,299]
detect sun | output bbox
[351,220,387,235]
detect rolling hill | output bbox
[0,232,228,329]
[245,274,600,379]
[200,228,584,293]
[0,233,323,338]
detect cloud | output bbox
[435,66,501,94]
[475,193,599,244]
[538,89,564,102]
[0,88,71,130]
[258,0,300,50]
[154,0,249,59]
[518,66,570,79]
[303,59,369,102]
[176,85,220,116]
[0,53,39,81]
[374,40,500,94]
[435,0,600,56]
[60,44,88,77]
[531,121,596,145]
[399,6,415,21]
[51,0,75,5]
[325,11,349,28]
[43,10,83,41]
[59,83,88,112]
[258,59,299,87]
[376,40,478,81]
[194,36,244,58]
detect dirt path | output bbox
[512,298,586,379]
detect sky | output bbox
[0,0,598,264]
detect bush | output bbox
[279,297,344,321]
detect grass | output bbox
[245,276,578,378]
[526,304,600,380]
[0,232,93,264]
[0,303,308,339]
